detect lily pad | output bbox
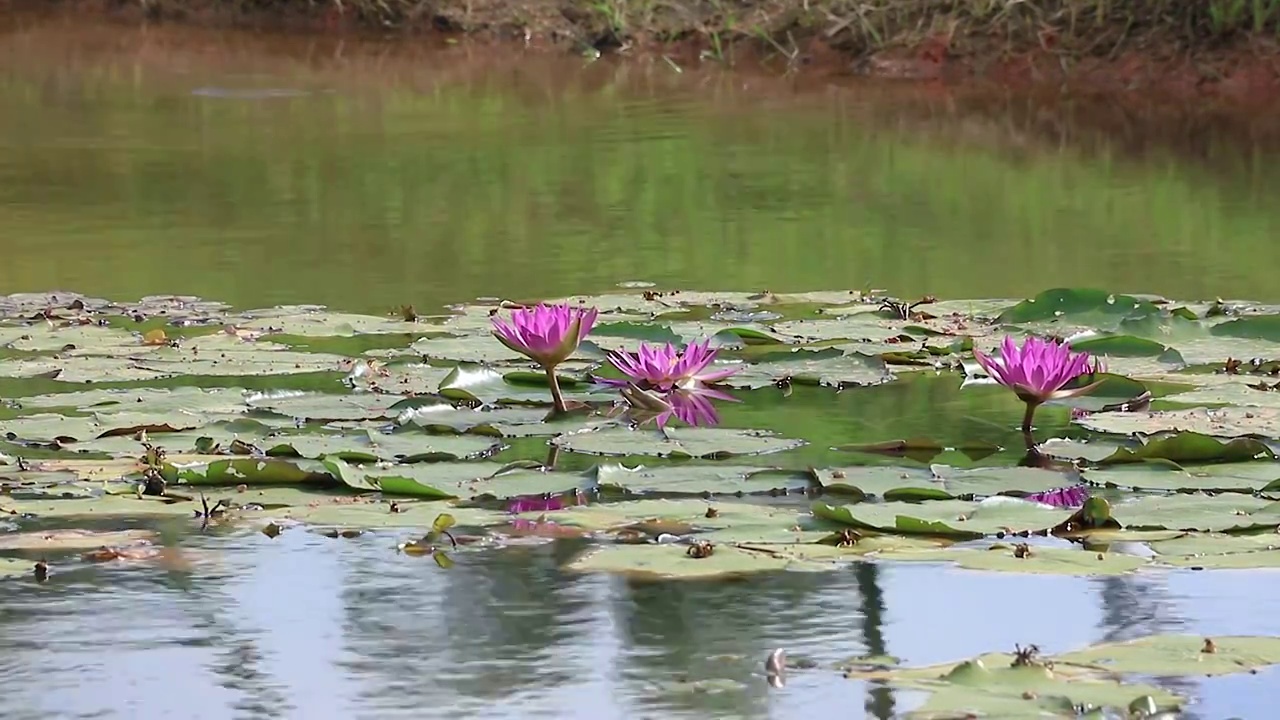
[813,497,1074,539]
[1093,432,1275,465]
[846,650,1179,719]
[873,543,1148,576]
[551,427,805,459]
[334,461,589,500]
[810,465,1075,501]
[247,391,411,422]
[723,348,893,389]
[588,463,817,496]
[0,528,156,552]
[1077,407,1280,438]
[1109,493,1276,532]
[997,288,1158,326]
[1053,634,1280,677]
[1084,463,1280,493]
[564,543,832,579]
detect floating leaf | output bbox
[997,288,1159,326]
[813,497,1074,539]
[1093,432,1274,465]
[0,528,157,552]
[1077,407,1280,438]
[552,427,805,459]
[723,348,892,389]
[1084,463,1280,493]
[564,543,838,580]
[588,463,816,496]
[1053,634,1280,677]
[874,544,1147,576]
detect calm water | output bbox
[3,14,1280,720]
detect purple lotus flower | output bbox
[491,303,598,412]
[1024,484,1090,509]
[491,303,598,369]
[974,336,1103,432]
[601,338,738,392]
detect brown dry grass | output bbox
[12,0,1280,91]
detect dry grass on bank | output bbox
[76,0,1280,58]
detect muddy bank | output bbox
[7,0,1280,102]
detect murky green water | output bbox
[3,15,1280,720]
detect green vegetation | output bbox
[7,285,1280,714]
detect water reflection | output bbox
[0,529,1279,718]
[854,562,895,720]
[3,19,1280,312]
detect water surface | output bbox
[2,15,1280,720]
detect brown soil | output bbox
[5,0,1280,105]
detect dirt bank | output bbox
[8,0,1280,102]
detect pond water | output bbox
[3,13,1280,720]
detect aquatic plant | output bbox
[600,337,738,391]
[491,303,598,412]
[1024,484,1090,509]
[974,336,1102,433]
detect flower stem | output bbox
[544,365,567,414]
[1020,401,1040,435]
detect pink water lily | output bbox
[973,336,1103,432]
[1024,484,1090,509]
[601,338,738,392]
[491,303,598,412]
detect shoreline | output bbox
[8,0,1280,104]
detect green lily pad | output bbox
[1093,432,1275,465]
[873,543,1148,576]
[1163,379,1280,409]
[846,651,1179,719]
[1053,634,1280,677]
[1159,548,1280,569]
[588,463,817,496]
[131,346,350,376]
[3,493,202,519]
[247,391,411,421]
[0,412,201,444]
[436,364,597,405]
[1084,463,1280,493]
[563,543,834,579]
[166,457,339,487]
[332,460,589,501]
[17,386,252,416]
[396,403,577,437]
[723,348,892,389]
[997,287,1159,325]
[0,528,156,552]
[1077,407,1280,438]
[1148,531,1280,558]
[1109,493,1276,532]
[813,497,1074,539]
[266,499,507,530]
[262,429,501,463]
[0,356,171,383]
[810,465,1076,501]
[0,557,32,579]
[551,427,805,459]
[232,309,427,337]
[534,498,808,535]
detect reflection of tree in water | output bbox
[855,562,895,720]
[339,537,597,714]
[1093,575,1200,719]
[611,564,842,719]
